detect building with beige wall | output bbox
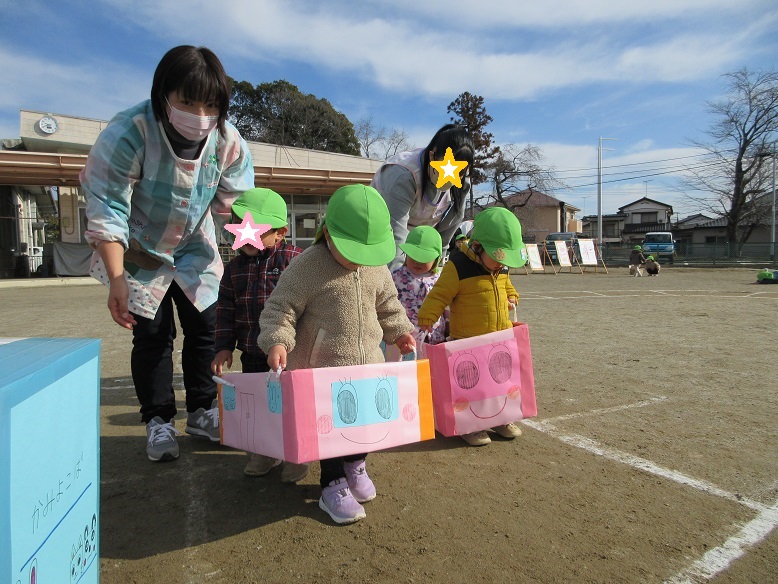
[0,110,382,277]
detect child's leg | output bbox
[240,352,285,477]
[319,457,366,524]
[343,454,375,502]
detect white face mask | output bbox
[166,98,218,141]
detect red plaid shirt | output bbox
[214,241,303,358]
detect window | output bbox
[635,212,657,224]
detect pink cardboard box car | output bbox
[424,324,537,436]
[217,359,435,464]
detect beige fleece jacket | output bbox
[258,242,413,370]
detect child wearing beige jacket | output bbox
[258,184,415,525]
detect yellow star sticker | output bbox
[430,147,468,189]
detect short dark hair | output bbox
[150,46,230,134]
[423,124,475,212]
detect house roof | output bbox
[675,213,713,227]
[502,189,579,211]
[618,197,673,212]
[697,216,729,228]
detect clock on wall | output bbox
[37,115,59,135]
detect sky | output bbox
[2,0,777,218]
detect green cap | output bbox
[232,188,288,228]
[634,245,642,250]
[317,184,395,266]
[471,207,527,268]
[399,226,442,263]
[647,255,655,260]
[455,233,467,241]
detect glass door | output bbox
[291,206,322,249]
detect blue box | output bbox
[0,338,101,584]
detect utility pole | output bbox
[597,137,616,257]
[771,151,776,261]
[757,147,776,262]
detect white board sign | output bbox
[578,239,597,265]
[525,244,543,271]
[554,241,571,267]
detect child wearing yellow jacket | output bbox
[417,207,527,446]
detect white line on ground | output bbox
[543,396,668,423]
[521,418,767,513]
[664,502,778,584]
[523,405,778,581]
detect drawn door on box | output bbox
[239,392,256,452]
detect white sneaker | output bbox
[461,431,491,446]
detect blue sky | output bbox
[2,0,777,217]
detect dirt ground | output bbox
[1,267,777,583]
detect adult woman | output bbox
[81,45,255,462]
[371,124,475,268]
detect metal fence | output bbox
[601,242,777,267]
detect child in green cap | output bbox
[417,206,526,447]
[629,245,646,277]
[210,187,309,483]
[392,225,448,344]
[258,184,416,525]
[644,255,660,276]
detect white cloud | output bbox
[94,0,772,101]
[384,0,770,28]
[0,46,148,130]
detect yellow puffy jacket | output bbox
[417,247,518,339]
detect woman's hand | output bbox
[107,275,137,329]
[98,240,136,329]
[211,350,233,376]
[267,345,287,371]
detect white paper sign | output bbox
[578,239,597,265]
[555,241,571,267]
[303,219,316,229]
[525,244,543,270]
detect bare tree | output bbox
[682,67,778,251]
[354,116,386,158]
[473,144,566,235]
[354,117,414,159]
[381,128,413,159]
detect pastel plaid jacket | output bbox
[81,100,254,318]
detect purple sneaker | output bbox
[319,478,366,524]
[343,459,376,502]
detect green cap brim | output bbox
[483,242,528,268]
[330,231,396,266]
[399,243,439,263]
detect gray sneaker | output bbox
[185,398,220,442]
[146,417,180,462]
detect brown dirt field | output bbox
[1,267,776,583]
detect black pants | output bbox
[132,281,216,423]
[320,453,368,488]
[240,351,271,374]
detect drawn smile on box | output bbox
[469,397,508,419]
[341,429,391,445]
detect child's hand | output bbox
[211,350,233,376]
[394,332,417,355]
[418,324,433,334]
[267,344,288,371]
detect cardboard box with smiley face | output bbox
[424,324,537,436]
[217,359,434,463]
